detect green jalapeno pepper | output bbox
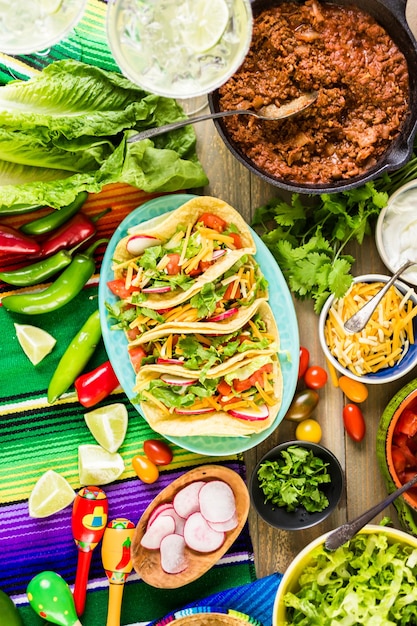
[47,309,102,404]
[1,238,107,315]
[0,203,43,216]
[0,250,72,286]
[20,191,89,236]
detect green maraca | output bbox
[27,571,82,626]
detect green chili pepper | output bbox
[1,238,107,315]
[47,309,102,404]
[0,203,43,216]
[20,192,89,236]
[0,250,72,286]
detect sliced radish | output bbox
[211,249,226,261]
[142,285,172,294]
[228,404,269,421]
[207,511,238,532]
[175,407,215,415]
[126,234,159,255]
[160,533,188,574]
[173,480,205,519]
[207,307,239,322]
[157,358,184,366]
[198,480,236,524]
[140,513,175,550]
[183,512,225,553]
[160,374,197,386]
[147,502,175,528]
[158,508,186,535]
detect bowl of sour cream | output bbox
[376,180,417,285]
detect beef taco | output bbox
[110,196,256,310]
[133,353,282,437]
[129,300,279,380]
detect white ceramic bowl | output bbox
[319,274,417,384]
[375,180,417,286]
[273,524,417,626]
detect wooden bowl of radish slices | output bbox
[131,465,250,588]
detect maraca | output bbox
[71,486,108,616]
[27,571,81,626]
[101,518,135,626]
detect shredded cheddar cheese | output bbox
[325,281,417,376]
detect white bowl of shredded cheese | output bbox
[376,181,417,286]
[319,274,417,384]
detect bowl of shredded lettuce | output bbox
[273,524,417,626]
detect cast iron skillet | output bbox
[208,0,417,194]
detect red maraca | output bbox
[101,518,135,626]
[71,486,108,616]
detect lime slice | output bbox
[84,403,128,453]
[185,0,229,52]
[39,0,63,14]
[78,444,125,486]
[14,323,56,366]
[28,469,76,518]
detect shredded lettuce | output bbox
[0,60,208,209]
[284,532,417,625]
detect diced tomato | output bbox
[395,439,417,467]
[391,446,407,474]
[126,328,139,341]
[224,282,241,300]
[233,363,273,392]
[396,409,417,437]
[107,279,137,299]
[128,345,147,373]
[229,233,243,249]
[165,253,181,275]
[398,471,417,493]
[198,213,227,232]
[217,380,232,396]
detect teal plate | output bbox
[98,194,299,455]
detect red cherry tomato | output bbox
[304,365,328,389]
[143,439,173,466]
[338,376,368,403]
[132,455,159,483]
[298,346,310,379]
[343,403,366,442]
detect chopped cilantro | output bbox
[257,445,331,513]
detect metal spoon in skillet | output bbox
[127,91,318,143]
[325,472,417,551]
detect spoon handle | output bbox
[325,472,417,551]
[343,260,415,334]
[126,110,254,143]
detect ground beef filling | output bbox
[217,0,410,185]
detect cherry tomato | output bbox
[143,439,173,466]
[298,346,310,379]
[132,454,159,483]
[304,365,328,389]
[285,389,319,422]
[295,418,322,443]
[338,376,368,403]
[198,212,227,232]
[342,403,366,442]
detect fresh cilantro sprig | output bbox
[252,183,387,312]
[257,445,331,513]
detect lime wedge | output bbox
[28,470,76,518]
[78,444,125,486]
[185,0,229,52]
[84,403,128,453]
[39,0,63,14]
[14,323,56,366]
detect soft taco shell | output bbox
[133,355,283,438]
[112,196,256,310]
[131,300,280,379]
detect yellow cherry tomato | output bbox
[338,376,368,403]
[132,454,159,483]
[295,418,322,443]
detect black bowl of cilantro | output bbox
[249,441,344,530]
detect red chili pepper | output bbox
[115,537,132,570]
[74,360,120,407]
[0,224,41,255]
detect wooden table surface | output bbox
[193,113,417,579]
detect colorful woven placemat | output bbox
[0,3,256,623]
